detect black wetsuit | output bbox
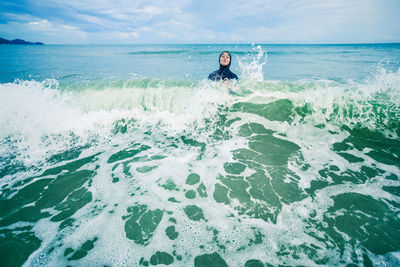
[208,51,238,81]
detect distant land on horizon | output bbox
[0,37,44,45]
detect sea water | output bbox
[0,44,399,266]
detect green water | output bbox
[1,44,400,266]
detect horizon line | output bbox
[16,42,400,45]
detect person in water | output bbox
[208,51,238,85]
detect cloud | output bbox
[119,31,139,38]
[0,13,87,43]
[0,0,399,43]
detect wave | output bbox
[2,67,399,136]
[1,44,399,179]
[1,67,399,176]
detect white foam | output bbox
[3,62,400,266]
[0,78,236,177]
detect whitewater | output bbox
[0,44,399,266]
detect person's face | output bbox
[219,52,230,67]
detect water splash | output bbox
[237,45,268,81]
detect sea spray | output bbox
[237,45,267,81]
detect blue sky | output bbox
[0,0,399,44]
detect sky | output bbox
[0,0,399,44]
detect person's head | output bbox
[219,51,231,68]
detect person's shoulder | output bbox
[228,70,238,80]
[208,70,219,80]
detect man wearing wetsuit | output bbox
[208,51,238,84]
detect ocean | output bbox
[0,43,399,266]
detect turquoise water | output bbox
[0,44,400,266]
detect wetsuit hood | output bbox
[219,51,232,71]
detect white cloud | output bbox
[28,19,51,27]
[1,0,399,43]
[0,14,87,43]
[119,32,139,38]
[2,13,41,22]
